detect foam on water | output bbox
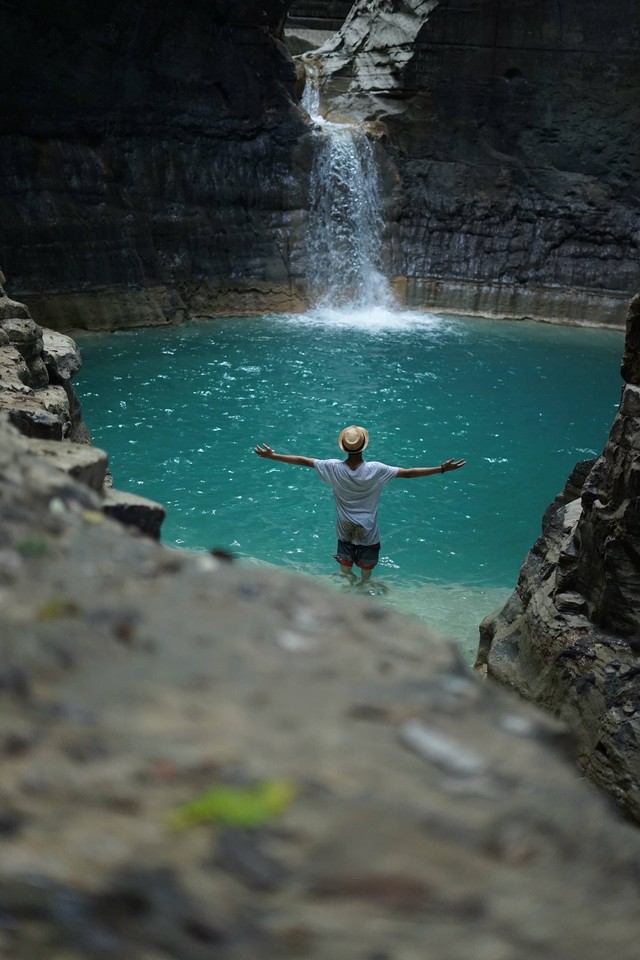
[277,305,450,333]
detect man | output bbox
[255,424,466,584]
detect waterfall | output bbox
[302,66,394,312]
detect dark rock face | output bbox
[0,0,310,330]
[477,293,640,820]
[2,0,639,328]
[305,0,640,324]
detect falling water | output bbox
[302,65,394,311]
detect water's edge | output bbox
[22,279,628,337]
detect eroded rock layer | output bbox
[0,283,165,536]
[0,0,310,330]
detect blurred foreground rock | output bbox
[478,293,640,821]
[2,415,640,958]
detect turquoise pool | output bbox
[74,308,624,657]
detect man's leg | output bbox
[355,543,380,584]
[334,540,357,582]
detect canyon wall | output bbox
[1,0,638,329]
[308,0,640,325]
[0,0,310,331]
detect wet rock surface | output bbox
[477,294,640,820]
[2,419,640,958]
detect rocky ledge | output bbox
[0,283,164,538]
[477,294,640,821]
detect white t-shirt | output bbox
[314,459,399,545]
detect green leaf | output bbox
[167,779,296,830]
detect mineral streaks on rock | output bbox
[477,294,640,820]
[1,423,640,958]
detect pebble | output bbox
[399,720,487,778]
[215,827,289,891]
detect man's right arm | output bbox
[255,443,316,468]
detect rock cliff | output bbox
[0,282,165,536]
[477,293,640,821]
[1,0,638,329]
[305,0,640,325]
[0,0,309,331]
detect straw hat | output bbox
[338,425,369,452]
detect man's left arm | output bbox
[396,458,466,479]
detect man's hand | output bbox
[254,444,316,468]
[442,458,466,473]
[255,443,275,459]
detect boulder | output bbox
[28,438,109,493]
[102,486,167,539]
[7,402,67,440]
[42,329,83,383]
[0,293,30,320]
[0,316,43,359]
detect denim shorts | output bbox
[333,539,381,571]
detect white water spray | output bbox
[302,65,394,313]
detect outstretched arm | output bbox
[396,458,466,479]
[254,443,316,468]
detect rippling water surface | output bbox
[75,310,624,657]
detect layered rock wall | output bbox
[0,0,310,331]
[304,0,640,324]
[0,283,165,535]
[1,0,638,328]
